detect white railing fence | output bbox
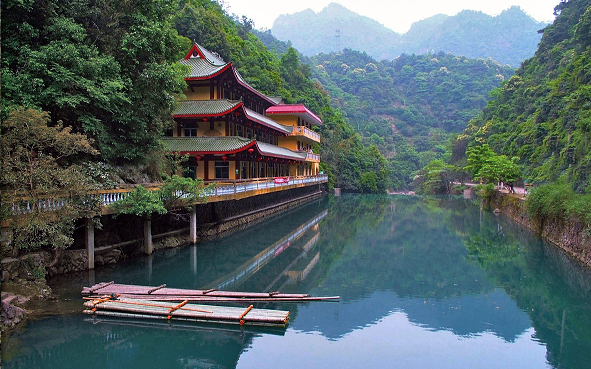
[8,175,328,215]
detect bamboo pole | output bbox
[87,299,213,313]
[239,305,254,319]
[147,284,166,294]
[86,281,114,294]
[87,294,339,303]
[84,310,289,327]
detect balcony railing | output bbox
[292,126,320,142]
[306,152,320,162]
[8,175,329,215]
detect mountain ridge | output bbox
[271,3,548,66]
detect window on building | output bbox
[251,162,257,178]
[215,161,229,179]
[241,161,248,179]
[237,124,244,137]
[183,158,197,179]
[246,128,253,139]
[184,122,198,137]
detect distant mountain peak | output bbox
[271,5,548,66]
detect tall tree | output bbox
[1,107,100,258]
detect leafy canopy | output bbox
[110,175,212,218]
[465,144,521,184]
[1,106,100,252]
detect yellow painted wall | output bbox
[196,163,205,179]
[183,86,210,100]
[278,137,298,150]
[229,161,236,179]
[189,120,225,137]
[214,121,226,136]
[270,115,297,126]
[196,122,208,137]
[208,161,215,179]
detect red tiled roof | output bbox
[265,104,323,125]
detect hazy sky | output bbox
[223,0,559,33]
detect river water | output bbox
[3,194,591,369]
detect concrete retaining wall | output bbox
[490,191,590,268]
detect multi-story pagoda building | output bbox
[163,43,322,181]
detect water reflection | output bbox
[3,195,591,369]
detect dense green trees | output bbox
[2,0,188,163]
[110,175,210,218]
[461,0,591,193]
[307,49,514,189]
[465,144,521,187]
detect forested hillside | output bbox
[460,0,591,193]
[271,3,546,66]
[310,50,514,188]
[1,0,389,193]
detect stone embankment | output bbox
[489,190,590,268]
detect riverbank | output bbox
[1,187,326,333]
[489,190,590,269]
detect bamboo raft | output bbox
[84,297,290,327]
[82,282,339,303]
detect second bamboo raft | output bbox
[82,282,339,302]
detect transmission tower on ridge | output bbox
[335,29,341,52]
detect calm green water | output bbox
[3,195,591,369]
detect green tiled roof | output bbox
[179,58,229,79]
[244,107,292,134]
[163,137,255,153]
[163,137,308,161]
[257,142,308,160]
[174,100,241,117]
[196,45,226,66]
